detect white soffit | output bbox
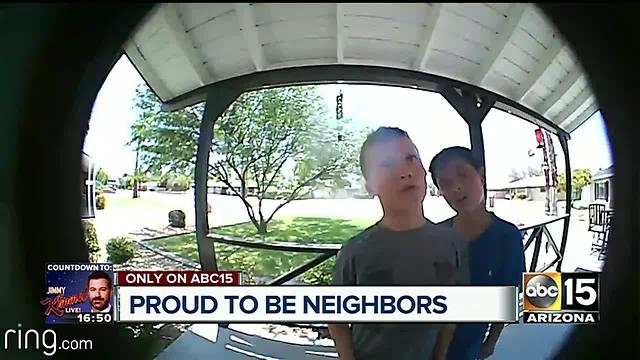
[124,3,599,133]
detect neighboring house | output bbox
[490,175,548,201]
[208,180,228,195]
[590,165,614,209]
[208,179,258,196]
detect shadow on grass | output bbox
[213,217,372,244]
[146,217,374,279]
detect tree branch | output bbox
[263,135,301,193]
[264,167,329,224]
[211,163,259,229]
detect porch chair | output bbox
[588,204,608,255]
[588,203,607,233]
[597,212,613,261]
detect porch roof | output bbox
[124,3,598,135]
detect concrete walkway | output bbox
[157,324,337,360]
[156,322,575,360]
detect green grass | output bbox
[146,217,373,281]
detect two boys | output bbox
[329,127,524,360]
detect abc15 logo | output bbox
[523,272,600,311]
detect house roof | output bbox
[593,165,614,181]
[124,3,598,134]
[490,175,546,190]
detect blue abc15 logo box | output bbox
[522,272,600,324]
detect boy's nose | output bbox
[400,170,413,179]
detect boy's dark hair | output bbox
[87,270,112,288]
[359,127,411,179]
[428,146,483,187]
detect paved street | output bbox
[94,190,603,272]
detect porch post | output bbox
[194,86,241,271]
[440,86,495,198]
[556,133,572,271]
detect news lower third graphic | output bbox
[41,263,114,325]
[522,272,600,324]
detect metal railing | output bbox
[207,214,570,332]
[519,214,569,272]
[207,234,340,285]
[209,215,570,284]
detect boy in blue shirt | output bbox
[428,146,526,360]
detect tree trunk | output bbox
[257,220,267,234]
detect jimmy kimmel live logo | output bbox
[523,272,600,324]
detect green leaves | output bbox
[129,85,201,175]
[557,168,593,192]
[96,168,109,186]
[130,83,363,233]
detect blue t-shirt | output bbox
[441,214,526,360]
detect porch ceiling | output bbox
[124,3,598,134]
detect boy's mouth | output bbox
[401,185,417,192]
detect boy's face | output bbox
[433,157,485,213]
[364,136,427,212]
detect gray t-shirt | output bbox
[332,220,467,360]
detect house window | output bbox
[539,188,545,193]
[595,181,609,201]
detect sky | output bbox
[83,56,613,187]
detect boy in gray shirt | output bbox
[329,127,466,360]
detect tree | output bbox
[209,86,363,233]
[129,85,201,198]
[557,168,593,193]
[159,172,192,191]
[130,84,363,234]
[96,168,109,186]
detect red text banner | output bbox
[117,271,241,286]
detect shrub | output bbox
[168,210,186,228]
[82,220,101,262]
[301,257,335,285]
[515,193,528,200]
[96,193,107,209]
[224,251,258,285]
[106,236,136,264]
[164,174,191,191]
